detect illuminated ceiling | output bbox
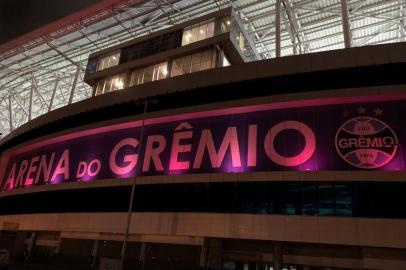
[0,0,405,138]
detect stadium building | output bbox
[0,0,406,269]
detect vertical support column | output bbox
[400,2,405,41]
[53,235,61,262]
[139,242,146,269]
[120,101,149,270]
[90,240,99,269]
[48,79,59,112]
[25,232,37,261]
[199,241,207,269]
[68,67,80,105]
[8,95,13,132]
[205,238,222,270]
[28,79,35,121]
[273,242,282,270]
[275,0,281,57]
[340,0,352,48]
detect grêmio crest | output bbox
[335,106,398,169]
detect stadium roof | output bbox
[0,0,405,139]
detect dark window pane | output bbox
[281,184,300,215]
[334,184,352,217]
[301,184,318,216]
[318,184,335,216]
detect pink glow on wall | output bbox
[264,121,316,166]
[169,130,193,170]
[0,92,405,190]
[247,125,257,167]
[142,135,166,172]
[192,127,242,169]
[4,92,406,159]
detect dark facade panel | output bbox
[1,182,406,219]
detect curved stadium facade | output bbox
[1,1,406,270]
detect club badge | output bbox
[335,107,398,169]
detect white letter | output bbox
[25,156,39,186]
[110,138,138,175]
[169,130,193,170]
[15,160,28,187]
[142,135,166,172]
[193,127,241,169]
[36,153,55,184]
[76,161,87,178]
[51,150,70,182]
[264,121,315,166]
[3,163,16,190]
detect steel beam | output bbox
[28,78,36,121]
[46,41,85,72]
[275,0,281,57]
[401,1,405,41]
[0,110,10,124]
[8,96,13,132]
[340,0,352,48]
[7,90,29,116]
[355,22,397,46]
[48,79,60,112]
[282,0,309,53]
[68,67,81,105]
[281,9,297,54]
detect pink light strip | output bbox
[4,92,406,158]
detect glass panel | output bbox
[172,49,217,76]
[335,184,353,216]
[223,54,231,67]
[110,75,121,91]
[106,56,112,69]
[97,52,120,71]
[301,184,318,216]
[282,184,300,215]
[95,80,104,96]
[189,26,199,43]
[181,28,191,46]
[171,58,183,77]
[97,58,106,71]
[197,23,207,41]
[238,32,245,51]
[254,184,270,214]
[212,48,217,68]
[143,65,155,83]
[207,20,215,38]
[130,69,142,86]
[200,49,213,71]
[181,55,191,74]
[190,52,202,73]
[98,57,107,71]
[152,64,159,81]
[109,53,119,67]
[220,17,231,33]
[86,57,98,75]
[182,19,216,46]
[318,184,335,216]
[103,77,113,93]
[120,74,127,88]
[156,62,168,80]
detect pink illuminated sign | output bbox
[0,96,405,191]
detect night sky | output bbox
[0,0,100,45]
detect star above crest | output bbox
[357,106,366,114]
[373,108,383,116]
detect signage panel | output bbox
[1,99,405,190]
